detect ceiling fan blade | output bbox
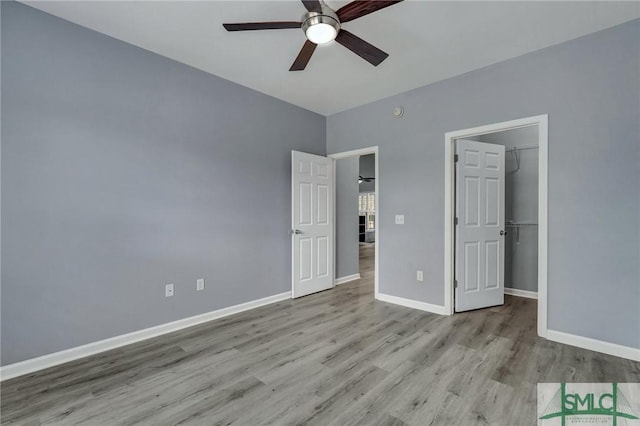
[290,40,317,71]
[223,22,302,31]
[335,30,389,66]
[337,0,403,23]
[301,0,322,12]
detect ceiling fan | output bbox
[223,0,403,71]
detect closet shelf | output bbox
[506,222,538,227]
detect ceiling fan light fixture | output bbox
[302,9,340,44]
[306,22,338,44]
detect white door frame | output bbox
[444,115,548,338]
[328,146,379,298]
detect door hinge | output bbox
[454,280,458,289]
[454,217,458,225]
[454,154,459,163]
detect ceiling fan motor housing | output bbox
[301,6,341,43]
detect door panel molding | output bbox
[292,151,334,298]
[455,140,505,312]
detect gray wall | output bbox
[472,127,539,292]
[327,20,640,349]
[1,2,325,365]
[335,158,359,279]
[0,2,3,340]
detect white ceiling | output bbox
[23,1,640,115]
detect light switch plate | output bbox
[417,271,424,282]
[165,284,174,297]
[196,278,205,291]
[395,215,405,225]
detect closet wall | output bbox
[472,127,539,293]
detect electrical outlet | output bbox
[196,278,205,291]
[165,283,174,297]
[395,215,404,225]
[416,271,424,282]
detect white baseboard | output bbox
[334,273,361,286]
[0,291,292,381]
[504,287,538,299]
[376,293,449,316]
[546,329,640,362]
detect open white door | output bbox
[291,151,334,298]
[455,140,505,312]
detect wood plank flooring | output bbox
[2,243,639,425]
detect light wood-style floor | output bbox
[2,243,639,425]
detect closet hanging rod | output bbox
[506,145,538,152]
[505,222,538,227]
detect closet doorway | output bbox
[443,115,549,338]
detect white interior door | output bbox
[455,140,505,312]
[292,151,334,298]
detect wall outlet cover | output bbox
[395,215,405,225]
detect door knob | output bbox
[290,229,303,235]
[500,230,507,236]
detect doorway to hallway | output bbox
[330,147,379,296]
